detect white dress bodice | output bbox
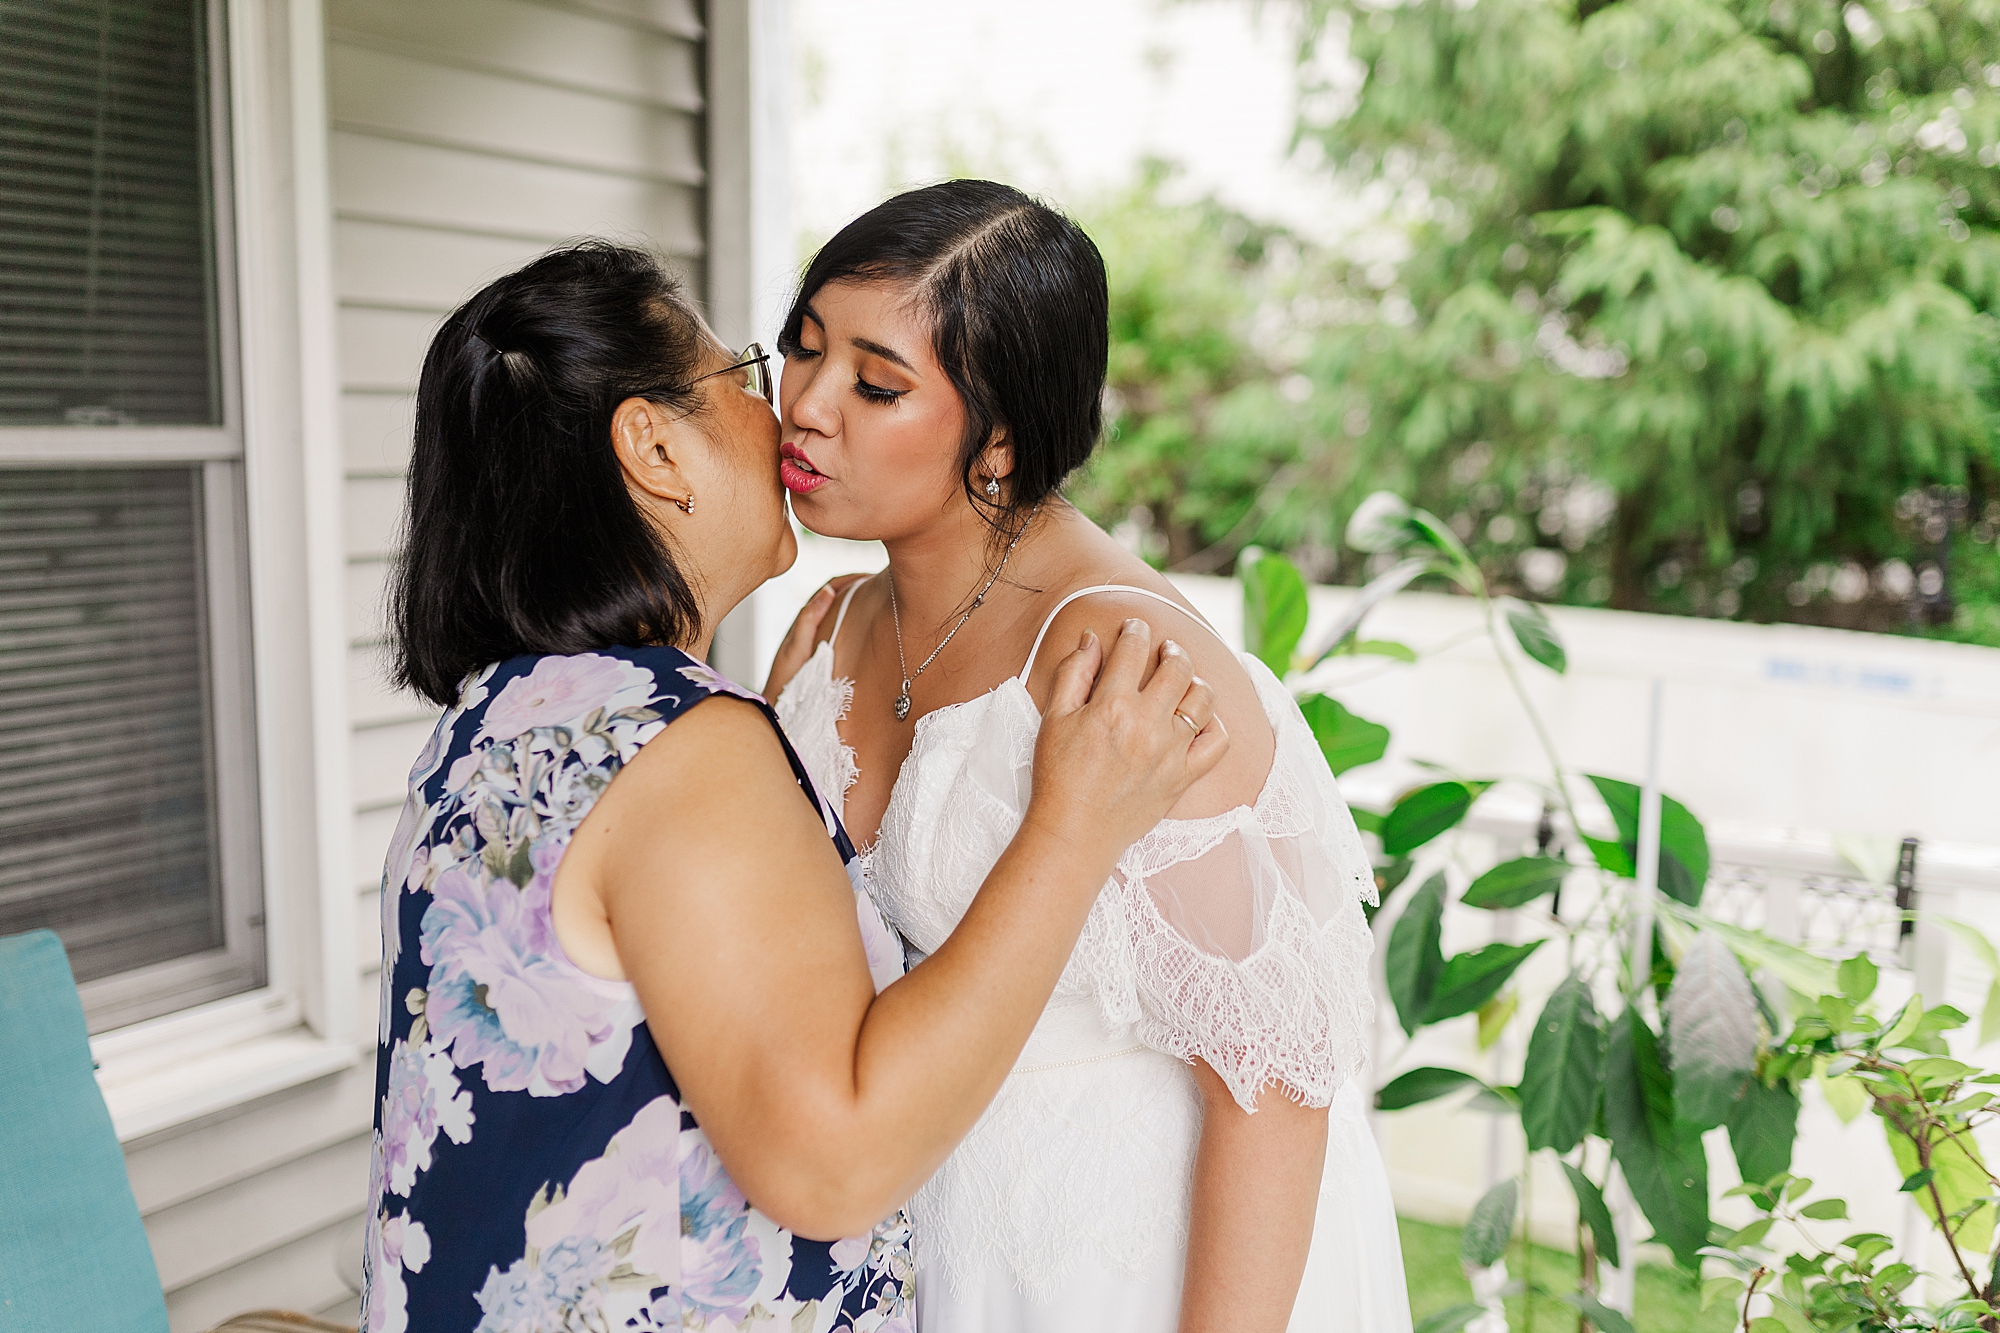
[774,587,1408,1332]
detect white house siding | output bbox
[121,3,724,1327]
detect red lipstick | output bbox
[780,441,829,495]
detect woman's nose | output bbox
[783,363,838,436]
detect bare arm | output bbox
[559,620,1226,1238]
[1179,1065,1328,1332]
[1026,594,1325,1327]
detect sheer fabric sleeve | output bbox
[1114,678,1379,1113]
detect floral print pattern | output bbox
[362,647,914,1332]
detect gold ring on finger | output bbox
[1174,710,1201,733]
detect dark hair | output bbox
[778,180,1109,527]
[390,241,711,707]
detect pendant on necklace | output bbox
[894,681,912,721]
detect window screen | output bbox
[0,466,226,981]
[0,0,222,426]
[0,0,259,1031]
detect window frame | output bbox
[0,0,267,1033]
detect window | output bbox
[0,0,263,1030]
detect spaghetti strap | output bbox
[828,579,865,653]
[1017,584,1227,682]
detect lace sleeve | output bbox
[1116,698,1378,1114]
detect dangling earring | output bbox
[676,492,695,516]
[984,476,1001,498]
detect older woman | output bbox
[363,240,1222,1333]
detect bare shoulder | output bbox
[602,693,800,817]
[808,572,884,652]
[1023,581,1277,815]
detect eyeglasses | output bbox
[686,343,774,404]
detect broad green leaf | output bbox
[1888,1126,1995,1254]
[1763,1300,1816,1333]
[1728,1218,1776,1248]
[1476,990,1517,1050]
[1604,1008,1710,1271]
[1654,901,1839,997]
[1817,1070,1869,1123]
[1727,1079,1799,1188]
[1386,874,1447,1036]
[1351,638,1418,662]
[1984,978,2000,1049]
[1350,808,1384,835]
[1700,1275,1743,1311]
[1562,1160,1620,1270]
[1467,1083,1521,1114]
[1935,917,2000,975]
[1381,781,1492,856]
[1296,694,1390,775]
[1583,834,1635,877]
[1308,557,1433,665]
[1346,491,1417,553]
[1460,1178,1518,1269]
[1748,1319,1792,1333]
[1502,598,1566,674]
[1462,856,1571,911]
[1423,940,1544,1024]
[1521,975,1606,1154]
[1663,932,1758,1130]
[1837,954,1879,1002]
[1376,1066,1488,1111]
[1586,776,1710,905]
[1366,857,1415,926]
[1882,998,1923,1049]
[1557,1292,1634,1333]
[1412,1304,1485,1333]
[1241,549,1308,677]
[1799,1199,1848,1220]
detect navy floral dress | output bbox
[361,646,914,1333]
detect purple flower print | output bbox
[676,659,765,703]
[420,865,638,1095]
[362,1207,430,1333]
[676,1132,767,1322]
[378,1039,474,1196]
[523,1096,682,1287]
[477,654,657,745]
[472,1236,617,1333]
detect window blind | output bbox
[0,466,224,983]
[0,0,221,426]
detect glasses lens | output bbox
[744,343,773,403]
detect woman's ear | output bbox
[977,428,1016,483]
[611,395,697,509]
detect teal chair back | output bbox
[0,929,169,1332]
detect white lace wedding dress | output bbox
[775,584,1411,1333]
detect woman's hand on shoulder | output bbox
[1026,591,1276,822]
[763,573,872,699]
[1025,618,1231,859]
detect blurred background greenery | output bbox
[1068,0,2000,645]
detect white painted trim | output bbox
[91,0,358,1138]
[289,0,359,1047]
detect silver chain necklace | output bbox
[888,503,1040,721]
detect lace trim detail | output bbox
[771,643,859,815]
[1128,883,1375,1112]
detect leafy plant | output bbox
[1238,489,1896,1323]
[1701,970,2000,1330]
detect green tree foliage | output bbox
[1077,2,2000,642]
[1285,0,2000,632]
[1071,168,1323,571]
